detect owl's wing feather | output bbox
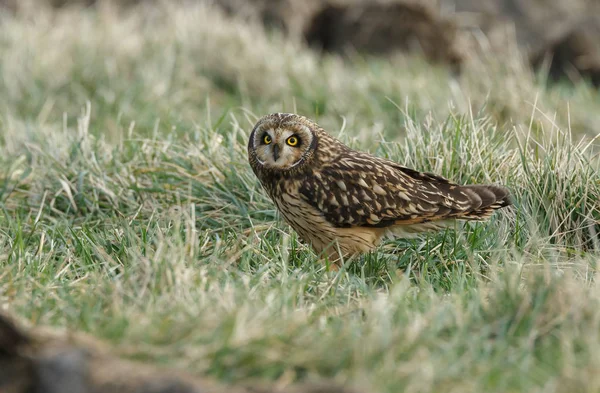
[299,154,511,228]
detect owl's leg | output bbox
[327,261,341,272]
[312,246,340,271]
[320,243,357,271]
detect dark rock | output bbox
[305,1,463,69]
[531,15,600,85]
[215,0,464,68]
[217,0,600,85]
[451,0,600,85]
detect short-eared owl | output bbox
[248,113,511,263]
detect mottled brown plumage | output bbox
[248,113,511,263]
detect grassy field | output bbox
[1,3,600,392]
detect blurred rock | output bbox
[0,315,32,393]
[304,1,463,69]
[0,313,362,393]
[530,15,600,85]
[451,0,600,85]
[218,0,600,85]
[216,0,463,67]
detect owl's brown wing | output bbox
[299,154,511,228]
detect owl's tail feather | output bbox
[459,184,512,220]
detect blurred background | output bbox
[3,0,600,87]
[1,0,599,143]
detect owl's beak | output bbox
[272,144,280,162]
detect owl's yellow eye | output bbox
[286,136,299,146]
[263,134,272,144]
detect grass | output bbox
[1,2,600,392]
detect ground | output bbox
[1,3,600,393]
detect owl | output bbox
[248,113,512,264]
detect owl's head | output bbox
[248,113,318,171]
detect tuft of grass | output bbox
[1,3,600,393]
